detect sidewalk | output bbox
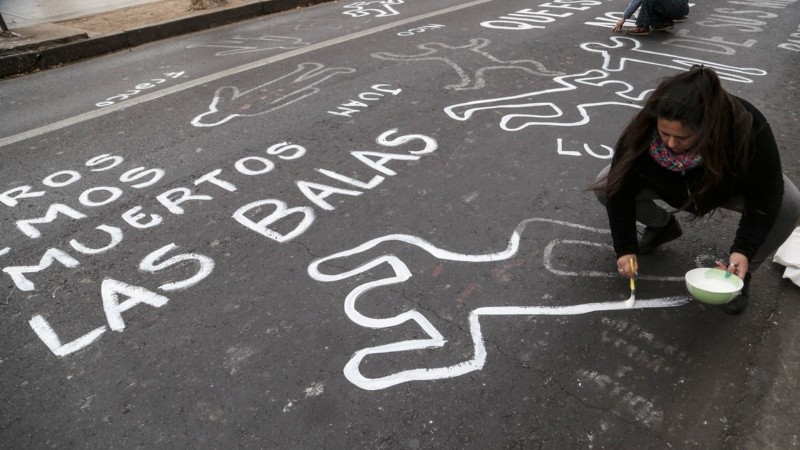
[0,0,335,78]
[0,0,163,28]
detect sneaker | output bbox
[720,272,751,315]
[639,215,682,254]
[653,21,675,31]
[674,15,688,23]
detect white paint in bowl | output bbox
[691,277,739,293]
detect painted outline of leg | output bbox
[308,217,690,390]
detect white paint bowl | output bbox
[685,268,744,305]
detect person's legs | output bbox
[658,0,689,21]
[595,164,672,227]
[636,0,688,27]
[634,0,658,27]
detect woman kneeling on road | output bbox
[612,0,689,36]
[594,65,800,314]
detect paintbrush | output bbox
[625,257,636,308]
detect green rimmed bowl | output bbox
[685,268,744,305]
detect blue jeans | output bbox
[636,0,689,27]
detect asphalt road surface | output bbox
[2,0,800,447]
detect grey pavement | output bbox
[0,0,800,449]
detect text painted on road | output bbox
[779,23,800,51]
[1,130,437,357]
[327,84,402,117]
[482,2,603,31]
[95,72,185,108]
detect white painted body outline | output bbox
[580,36,767,84]
[191,62,355,127]
[372,38,562,90]
[308,218,689,390]
[186,35,309,57]
[444,69,647,131]
[343,0,404,18]
[443,37,767,131]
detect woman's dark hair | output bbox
[597,65,753,215]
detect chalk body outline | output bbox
[191,62,355,127]
[343,0,404,17]
[308,218,690,390]
[443,37,767,131]
[372,38,563,90]
[444,69,647,130]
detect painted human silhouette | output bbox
[372,38,563,90]
[191,62,355,127]
[187,35,308,56]
[581,36,767,84]
[443,37,767,131]
[308,218,689,390]
[444,69,648,131]
[343,0,404,17]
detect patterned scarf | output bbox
[648,131,703,173]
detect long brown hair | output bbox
[598,66,753,215]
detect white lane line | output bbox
[0,0,495,149]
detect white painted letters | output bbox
[156,188,213,215]
[120,167,165,188]
[16,204,87,239]
[195,169,238,192]
[29,315,107,357]
[69,225,124,255]
[3,248,80,292]
[296,181,363,211]
[121,206,164,229]
[350,151,419,176]
[78,186,123,207]
[266,142,306,160]
[86,154,124,172]
[102,279,169,331]
[0,186,46,207]
[232,199,315,242]
[139,244,215,291]
[235,157,275,175]
[42,170,81,188]
[376,129,438,155]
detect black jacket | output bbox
[606,97,784,261]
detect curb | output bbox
[0,0,336,79]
